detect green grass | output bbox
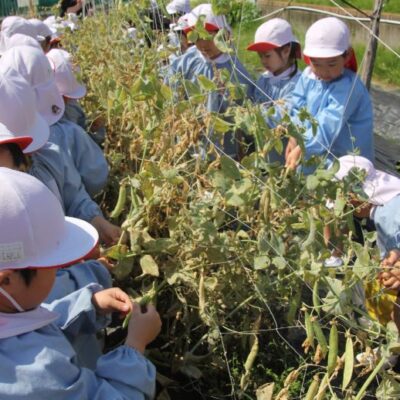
[291,0,400,14]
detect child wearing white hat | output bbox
[247,18,301,112]
[333,155,400,326]
[0,49,119,246]
[285,17,373,173]
[0,67,115,368]
[166,3,255,158]
[0,168,161,399]
[47,48,106,146]
[29,18,54,53]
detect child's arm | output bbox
[45,260,112,304]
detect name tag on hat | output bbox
[0,242,24,263]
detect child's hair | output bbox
[0,143,27,168]
[274,42,300,78]
[18,269,37,286]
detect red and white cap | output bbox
[3,33,42,52]
[173,14,190,32]
[0,168,98,270]
[247,18,299,53]
[0,122,32,151]
[0,67,49,153]
[47,49,86,99]
[0,46,65,126]
[303,17,350,58]
[166,0,191,15]
[335,155,400,206]
[185,3,231,34]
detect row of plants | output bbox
[63,1,400,398]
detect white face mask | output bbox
[0,286,24,312]
[0,286,59,339]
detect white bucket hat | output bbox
[303,17,350,58]
[46,49,86,99]
[247,18,299,53]
[0,168,98,270]
[0,17,38,54]
[29,18,53,41]
[0,66,50,153]
[0,46,65,126]
[335,155,400,206]
[0,122,32,151]
[3,33,42,52]
[185,3,231,33]
[166,0,191,15]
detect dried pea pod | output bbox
[304,374,319,400]
[110,183,127,219]
[327,323,338,375]
[240,335,259,390]
[342,334,354,390]
[313,319,328,359]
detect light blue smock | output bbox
[30,140,103,222]
[64,100,106,146]
[289,67,374,166]
[49,118,108,198]
[0,284,156,399]
[372,195,400,258]
[45,261,113,369]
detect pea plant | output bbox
[63,2,400,398]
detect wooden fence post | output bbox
[361,0,385,91]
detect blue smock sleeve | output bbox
[46,260,112,303]
[0,328,156,399]
[51,120,109,197]
[372,195,400,257]
[43,283,109,336]
[31,141,103,222]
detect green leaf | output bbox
[140,255,159,276]
[212,116,233,134]
[220,156,241,180]
[254,255,269,270]
[214,29,233,55]
[197,75,217,92]
[306,175,319,191]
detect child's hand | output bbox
[382,250,400,267]
[379,267,400,291]
[97,256,116,272]
[285,145,302,170]
[285,137,297,160]
[91,216,122,246]
[92,287,133,316]
[125,303,162,354]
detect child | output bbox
[285,17,374,172]
[0,57,120,244]
[166,3,255,158]
[247,18,301,116]
[29,18,53,53]
[0,167,161,398]
[47,48,106,146]
[247,18,302,162]
[335,155,400,326]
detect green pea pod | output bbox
[313,319,328,359]
[342,334,354,390]
[305,311,315,349]
[327,323,338,375]
[312,279,321,314]
[304,374,319,400]
[110,184,127,219]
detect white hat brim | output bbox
[23,112,50,154]
[24,216,98,268]
[64,84,86,99]
[35,79,65,126]
[303,47,345,58]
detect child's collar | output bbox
[0,306,59,339]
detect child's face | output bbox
[195,37,221,60]
[258,47,290,75]
[309,54,349,82]
[0,145,17,169]
[4,268,57,312]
